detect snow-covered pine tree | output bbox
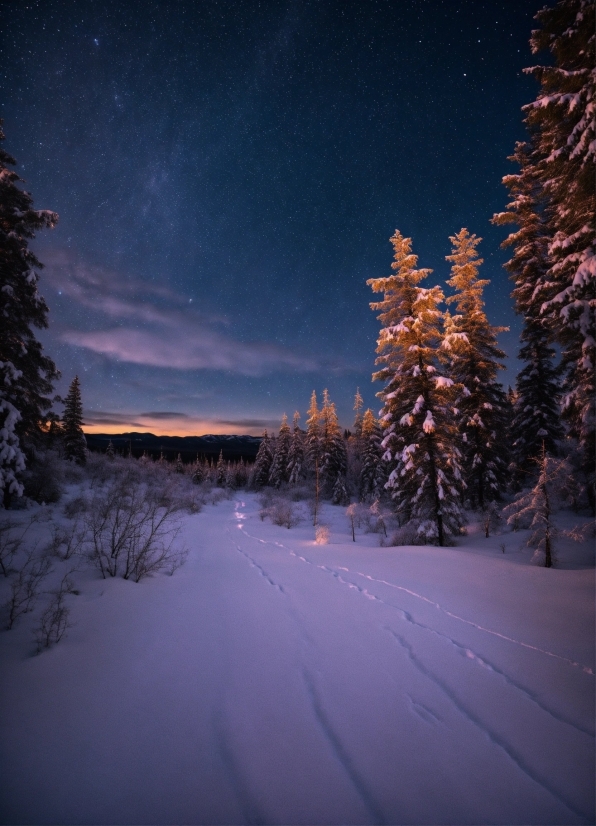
[444,229,509,508]
[492,142,563,484]
[251,430,273,488]
[521,0,595,509]
[287,411,304,485]
[304,391,320,476]
[319,389,347,493]
[368,230,465,545]
[234,457,248,487]
[352,388,364,452]
[503,443,574,567]
[331,473,349,506]
[175,453,184,474]
[62,377,86,465]
[359,408,385,501]
[0,123,60,505]
[106,439,115,460]
[269,414,291,488]
[216,449,226,486]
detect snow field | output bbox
[0,493,594,824]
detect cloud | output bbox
[82,409,272,436]
[44,250,319,376]
[63,328,317,374]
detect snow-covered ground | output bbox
[0,492,594,825]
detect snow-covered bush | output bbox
[315,525,329,545]
[270,499,299,529]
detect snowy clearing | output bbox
[0,493,594,825]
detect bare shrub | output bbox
[271,499,299,529]
[4,550,53,629]
[34,572,76,653]
[387,523,420,546]
[49,520,86,560]
[0,515,39,577]
[315,525,329,545]
[63,496,89,518]
[85,474,187,581]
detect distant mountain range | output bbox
[84,432,262,463]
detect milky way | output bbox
[4,0,539,434]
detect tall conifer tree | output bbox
[359,409,386,502]
[492,142,562,480]
[0,123,59,503]
[62,376,86,465]
[251,430,273,488]
[269,414,291,488]
[444,229,509,507]
[519,0,595,506]
[287,411,304,485]
[319,389,347,492]
[368,231,465,545]
[304,391,320,475]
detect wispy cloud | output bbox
[82,409,272,436]
[44,250,319,376]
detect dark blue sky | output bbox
[4,0,540,434]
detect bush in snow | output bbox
[503,446,573,567]
[85,473,187,581]
[3,548,53,630]
[314,525,329,545]
[34,571,77,653]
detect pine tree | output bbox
[319,389,347,493]
[352,388,364,452]
[216,449,226,486]
[492,142,563,482]
[331,473,349,506]
[251,431,273,488]
[269,413,291,488]
[368,230,465,545]
[287,411,305,485]
[0,123,60,504]
[359,409,386,501]
[521,0,595,507]
[175,453,184,474]
[304,391,320,475]
[106,439,115,460]
[62,376,86,465]
[444,229,510,508]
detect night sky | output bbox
[4,0,540,435]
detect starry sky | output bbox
[4,0,541,435]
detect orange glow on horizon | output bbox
[83,418,263,437]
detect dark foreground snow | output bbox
[0,494,594,824]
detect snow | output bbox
[0,493,594,825]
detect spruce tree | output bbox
[216,449,226,486]
[0,123,60,504]
[444,229,509,508]
[269,414,291,488]
[304,391,320,475]
[359,409,385,501]
[368,230,465,545]
[62,376,86,465]
[319,389,347,493]
[352,388,364,452]
[106,439,115,460]
[251,430,273,488]
[521,0,595,507]
[492,142,563,481]
[287,411,305,485]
